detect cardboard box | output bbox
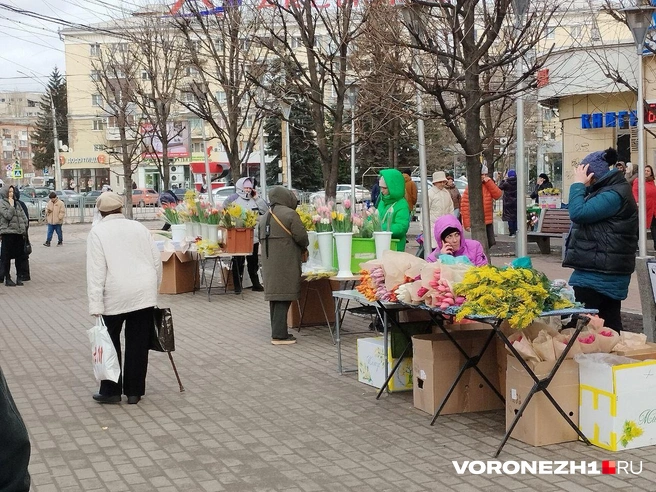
[287,278,336,328]
[160,251,199,294]
[506,355,580,447]
[412,330,503,415]
[357,336,412,392]
[612,342,656,361]
[578,355,656,451]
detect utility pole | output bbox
[50,94,62,191]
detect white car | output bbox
[199,186,237,205]
[310,184,371,204]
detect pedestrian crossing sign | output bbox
[13,169,22,178]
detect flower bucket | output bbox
[200,223,209,241]
[307,231,321,263]
[171,224,186,243]
[190,222,201,238]
[185,222,195,240]
[222,227,254,254]
[373,231,393,259]
[206,224,220,247]
[316,231,334,270]
[334,232,354,278]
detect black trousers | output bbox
[232,243,261,291]
[573,286,623,332]
[0,234,25,281]
[100,307,154,398]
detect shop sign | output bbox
[581,110,637,130]
[61,155,109,165]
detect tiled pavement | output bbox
[1,222,655,492]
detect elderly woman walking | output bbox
[0,185,29,286]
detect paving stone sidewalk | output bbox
[0,222,654,492]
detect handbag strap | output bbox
[270,210,292,237]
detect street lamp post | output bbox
[347,84,359,208]
[623,5,656,257]
[280,100,292,190]
[400,5,432,257]
[513,0,529,257]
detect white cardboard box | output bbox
[578,355,656,451]
[357,337,412,392]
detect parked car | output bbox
[454,178,468,194]
[83,190,102,207]
[172,188,190,201]
[200,186,236,205]
[55,189,83,206]
[132,188,160,207]
[309,184,371,204]
[20,187,50,200]
[24,199,46,221]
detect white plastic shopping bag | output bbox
[87,317,120,383]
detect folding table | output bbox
[406,303,598,456]
[194,253,249,301]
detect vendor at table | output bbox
[426,214,487,266]
[377,168,411,251]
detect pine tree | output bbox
[264,98,322,191]
[31,68,68,171]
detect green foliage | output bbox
[31,67,68,171]
[264,97,322,191]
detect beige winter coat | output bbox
[46,198,66,225]
[427,186,454,231]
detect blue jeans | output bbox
[46,224,63,243]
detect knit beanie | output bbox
[507,170,516,178]
[581,148,618,180]
[440,226,460,242]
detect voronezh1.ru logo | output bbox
[452,460,643,475]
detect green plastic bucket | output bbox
[332,237,400,274]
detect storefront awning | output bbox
[189,162,230,178]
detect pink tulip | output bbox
[343,199,351,209]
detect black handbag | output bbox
[151,307,175,352]
[24,235,32,256]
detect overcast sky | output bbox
[0,0,143,92]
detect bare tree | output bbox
[257,0,369,199]
[128,16,188,190]
[91,41,147,219]
[174,2,270,185]
[368,0,556,249]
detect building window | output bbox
[185,66,199,76]
[93,144,105,152]
[90,70,101,82]
[191,142,204,153]
[2,151,11,159]
[19,139,28,147]
[570,25,582,39]
[214,37,224,51]
[546,26,555,40]
[141,70,150,81]
[90,43,101,56]
[21,151,28,159]
[92,119,106,131]
[245,114,254,129]
[92,94,103,106]
[180,91,196,103]
[215,91,226,103]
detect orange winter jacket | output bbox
[461,179,503,229]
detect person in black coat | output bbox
[370,181,380,207]
[499,170,518,236]
[0,364,31,491]
[530,173,553,203]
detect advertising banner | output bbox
[141,122,190,159]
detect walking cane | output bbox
[167,352,185,392]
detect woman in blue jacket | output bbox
[562,148,637,331]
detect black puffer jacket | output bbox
[563,171,638,275]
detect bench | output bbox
[527,208,571,254]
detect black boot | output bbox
[5,278,16,287]
[15,279,23,286]
[43,241,50,247]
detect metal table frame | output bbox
[414,304,597,456]
[334,290,598,456]
[193,253,249,301]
